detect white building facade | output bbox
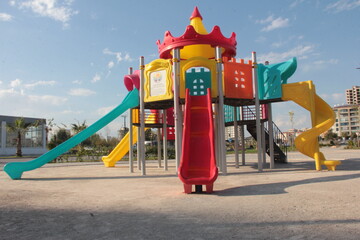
[332,105,360,137]
[0,115,47,156]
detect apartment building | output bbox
[332,104,360,137]
[346,86,360,105]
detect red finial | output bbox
[190,6,203,20]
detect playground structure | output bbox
[3,7,341,193]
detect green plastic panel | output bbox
[224,105,241,123]
[257,57,297,100]
[185,68,211,96]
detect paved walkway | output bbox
[1,147,360,239]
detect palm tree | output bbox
[71,120,88,153]
[71,120,87,134]
[7,118,39,157]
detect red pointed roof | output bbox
[156,7,237,59]
[190,6,202,20]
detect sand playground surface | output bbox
[1,147,360,240]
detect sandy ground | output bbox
[1,147,360,240]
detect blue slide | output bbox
[4,89,139,180]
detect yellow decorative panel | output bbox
[144,59,173,102]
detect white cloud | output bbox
[0,88,21,97]
[103,48,133,63]
[68,88,96,96]
[8,79,56,89]
[24,80,56,88]
[271,41,285,48]
[290,0,304,8]
[10,78,22,87]
[0,85,66,106]
[0,80,3,85]
[0,13,13,21]
[325,0,360,13]
[302,58,339,72]
[97,106,115,116]
[72,80,82,85]
[108,61,115,69]
[255,36,267,43]
[91,73,101,83]
[61,109,83,114]
[28,94,67,105]
[257,45,314,63]
[320,93,345,106]
[257,15,290,32]
[17,0,78,27]
[273,112,309,131]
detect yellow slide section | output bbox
[102,126,139,167]
[282,81,341,170]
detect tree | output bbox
[7,118,39,157]
[341,132,350,140]
[48,128,71,150]
[350,132,358,140]
[71,120,88,152]
[324,129,338,141]
[145,129,156,141]
[45,118,55,145]
[71,120,87,134]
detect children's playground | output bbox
[1,7,360,239]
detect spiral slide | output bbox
[4,89,140,179]
[282,81,341,170]
[179,88,218,193]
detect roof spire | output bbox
[190,6,202,20]
[189,7,207,34]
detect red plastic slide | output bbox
[179,88,218,193]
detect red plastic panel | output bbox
[223,58,253,99]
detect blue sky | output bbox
[0,0,359,137]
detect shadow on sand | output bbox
[217,173,360,196]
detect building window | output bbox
[6,125,44,148]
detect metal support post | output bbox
[261,121,266,165]
[163,109,168,171]
[268,103,275,169]
[139,56,146,175]
[234,107,239,168]
[137,122,141,170]
[241,124,246,165]
[252,52,263,172]
[216,46,227,174]
[240,106,246,165]
[214,104,220,167]
[173,48,182,172]
[157,128,161,168]
[128,67,134,173]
